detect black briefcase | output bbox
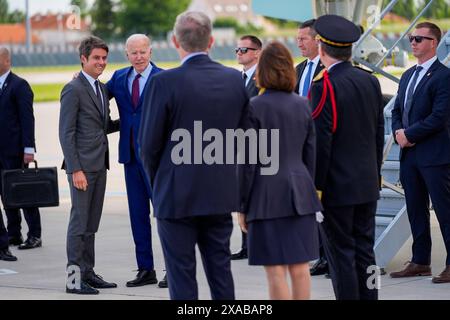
[1,161,59,209]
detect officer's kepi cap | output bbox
[315,14,361,47]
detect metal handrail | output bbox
[353,0,401,52]
[375,0,436,68]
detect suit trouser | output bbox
[240,231,247,251]
[157,214,235,300]
[320,201,378,300]
[0,212,8,249]
[124,151,154,270]
[400,148,450,266]
[66,169,106,279]
[0,155,41,240]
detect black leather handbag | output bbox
[1,161,59,209]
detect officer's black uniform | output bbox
[310,15,384,300]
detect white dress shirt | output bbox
[299,55,320,96]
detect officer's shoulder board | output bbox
[313,69,326,82]
[353,65,374,74]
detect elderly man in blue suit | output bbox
[390,22,450,283]
[138,11,249,300]
[106,34,165,287]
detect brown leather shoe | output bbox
[390,262,431,278]
[432,266,450,284]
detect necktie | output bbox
[132,74,141,108]
[243,72,248,86]
[402,66,423,128]
[301,61,314,97]
[94,80,104,115]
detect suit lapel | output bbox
[296,60,307,89]
[100,82,108,128]
[124,66,133,109]
[400,68,415,110]
[137,63,158,109]
[0,72,13,98]
[412,60,439,102]
[314,62,324,77]
[79,73,103,117]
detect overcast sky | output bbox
[8,0,94,14]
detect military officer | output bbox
[309,15,385,300]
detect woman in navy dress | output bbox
[238,41,322,300]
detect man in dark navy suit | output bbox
[0,47,41,259]
[231,34,261,261]
[106,34,166,288]
[295,19,324,97]
[138,11,248,300]
[390,22,450,284]
[294,19,328,277]
[310,15,384,300]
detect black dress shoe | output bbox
[310,257,329,276]
[158,273,168,288]
[8,236,23,246]
[231,249,248,260]
[126,270,157,287]
[18,237,42,250]
[0,248,18,261]
[84,273,117,289]
[66,281,99,295]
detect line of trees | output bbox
[383,0,450,20]
[89,0,190,40]
[0,0,190,40]
[0,0,25,23]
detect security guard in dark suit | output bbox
[294,19,328,277]
[232,35,262,260]
[295,19,325,97]
[310,15,384,300]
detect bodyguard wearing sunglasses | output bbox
[391,22,450,283]
[235,35,262,99]
[231,35,262,261]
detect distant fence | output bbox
[2,33,433,67]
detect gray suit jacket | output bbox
[59,73,119,174]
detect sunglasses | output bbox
[409,35,435,43]
[235,47,258,54]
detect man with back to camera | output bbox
[138,11,249,300]
[106,34,167,288]
[0,47,42,253]
[231,34,262,261]
[390,22,450,284]
[310,15,384,300]
[59,36,119,295]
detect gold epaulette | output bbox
[316,190,323,200]
[354,65,374,74]
[313,69,326,82]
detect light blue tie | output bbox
[402,66,423,128]
[302,61,314,97]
